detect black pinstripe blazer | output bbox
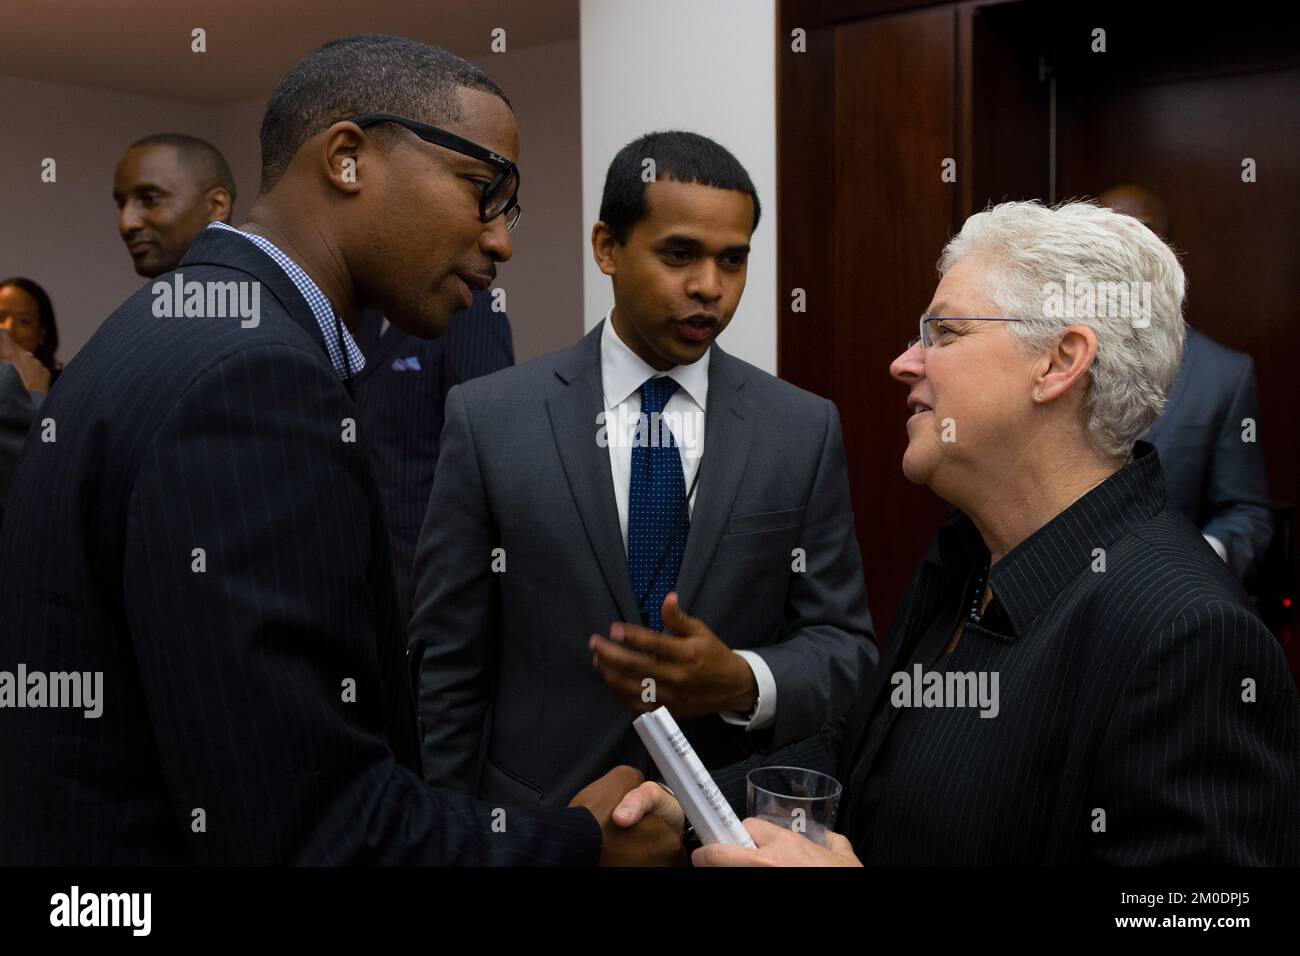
[0,363,34,521]
[713,443,1299,864]
[351,296,514,624]
[0,227,600,865]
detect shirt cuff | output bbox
[1204,533,1228,563]
[719,650,777,731]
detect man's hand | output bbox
[692,817,863,867]
[568,766,685,866]
[0,329,50,393]
[613,780,686,835]
[589,592,758,717]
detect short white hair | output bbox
[938,200,1186,460]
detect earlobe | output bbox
[327,153,362,195]
[321,123,365,195]
[591,223,617,277]
[1037,327,1098,401]
[208,189,232,223]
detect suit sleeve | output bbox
[1201,358,1273,579]
[124,344,599,865]
[745,399,879,748]
[0,363,35,519]
[409,384,501,793]
[1092,602,1300,865]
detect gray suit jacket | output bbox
[410,322,877,807]
[0,363,36,523]
[1142,327,1273,580]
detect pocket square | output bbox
[391,356,423,372]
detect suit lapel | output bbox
[546,326,642,623]
[842,566,948,805]
[848,665,907,791]
[353,309,411,384]
[674,347,755,612]
[836,635,914,838]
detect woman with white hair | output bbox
[616,200,1299,865]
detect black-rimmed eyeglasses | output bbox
[906,312,1023,350]
[348,112,522,231]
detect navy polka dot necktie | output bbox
[628,376,688,632]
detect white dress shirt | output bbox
[599,312,777,730]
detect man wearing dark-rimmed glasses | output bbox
[349,112,521,234]
[0,33,681,868]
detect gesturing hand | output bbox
[0,329,50,393]
[588,592,758,718]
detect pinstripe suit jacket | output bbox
[352,296,514,624]
[712,443,1299,864]
[0,363,35,522]
[0,227,600,865]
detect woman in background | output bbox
[0,277,62,387]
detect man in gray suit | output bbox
[411,131,877,807]
[1102,185,1273,579]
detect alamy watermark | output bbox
[152,273,261,328]
[596,407,703,458]
[0,664,102,718]
[890,664,999,718]
[1043,273,1152,328]
[50,886,150,936]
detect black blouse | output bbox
[712,442,1299,864]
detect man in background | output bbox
[352,293,514,623]
[1101,184,1273,580]
[113,133,237,277]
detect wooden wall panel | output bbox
[829,7,959,640]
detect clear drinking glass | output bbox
[746,766,842,848]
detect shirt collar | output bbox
[205,221,365,381]
[930,441,1167,638]
[599,308,709,411]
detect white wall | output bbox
[211,96,267,226]
[579,0,777,373]
[470,38,585,363]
